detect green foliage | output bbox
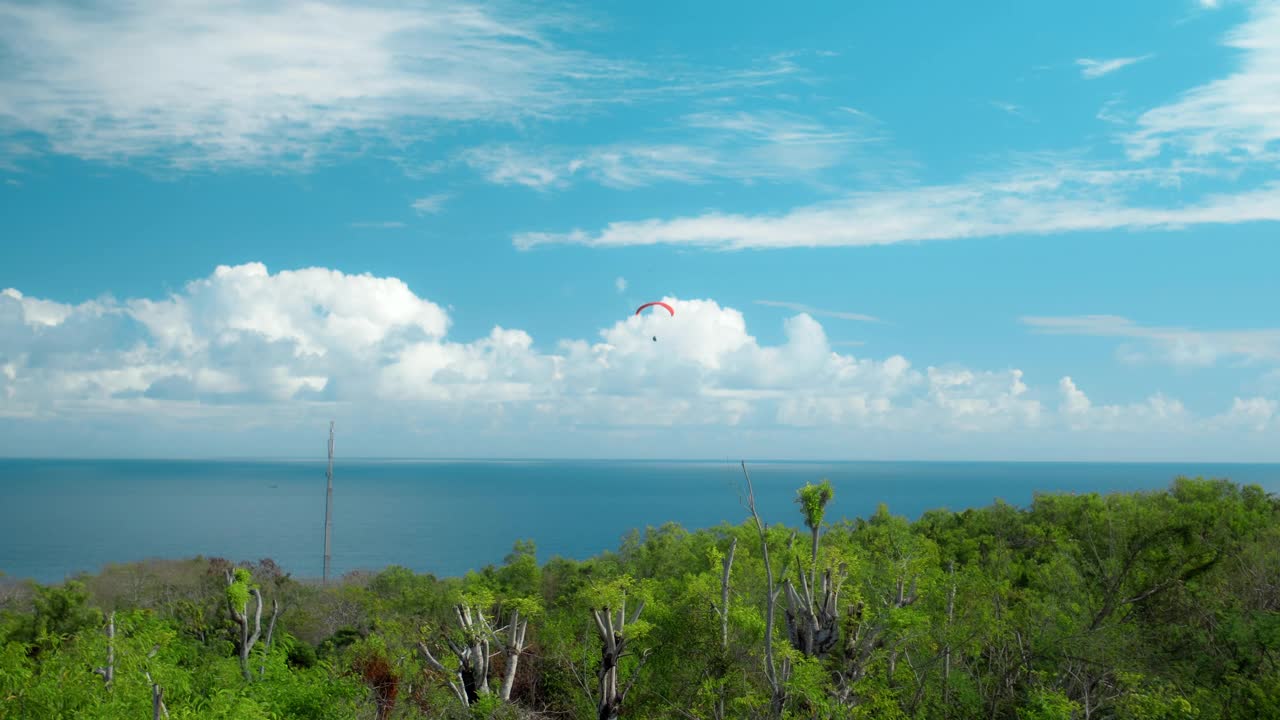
[795,478,835,532]
[225,568,254,612]
[285,636,319,669]
[1114,673,1198,719]
[1017,688,1080,720]
[0,476,1275,720]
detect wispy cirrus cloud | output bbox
[460,143,723,190]
[512,164,1280,250]
[754,300,882,323]
[991,101,1034,120]
[1127,2,1280,159]
[460,108,880,190]
[1076,55,1153,79]
[0,1,814,172]
[411,194,450,215]
[1023,315,1280,367]
[0,0,630,170]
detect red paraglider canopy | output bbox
[634,301,674,316]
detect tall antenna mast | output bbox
[323,420,334,586]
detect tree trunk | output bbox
[94,611,115,688]
[591,597,648,720]
[226,570,266,683]
[943,561,955,716]
[420,602,519,706]
[741,461,794,718]
[259,598,281,678]
[711,537,737,720]
[498,609,528,701]
[809,526,820,612]
[457,604,492,702]
[417,642,469,705]
[145,645,170,719]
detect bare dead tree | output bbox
[418,603,516,706]
[93,611,115,688]
[782,564,845,659]
[496,607,529,701]
[831,575,920,705]
[144,644,169,719]
[225,569,265,682]
[711,537,737,651]
[323,420,335,586]
[258,597,281,678]
[709,536,737,720]
[944,560,956,716]
[591,592,651,720]
[740,461,796,719]
[417,640,470,706]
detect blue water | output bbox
[1,459,1277,584]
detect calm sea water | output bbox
[1,459,1278,584]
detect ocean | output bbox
[2,458,1278,584]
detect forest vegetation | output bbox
[1,473,1277,719]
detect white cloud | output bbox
[615,277,627,293]
[1127,3,1280,159]
[1023,315,1280,367]
[0,1,809,171]
[1059,377,1092,415]
[0,141,39,172]
[3,263,1276,459]
[460,146,570,190]
[753,300,881,323]
[1209,396,1275,431]
[1,288,78,326]
[512,166,1280,250]
[991,101,1033,120]
[1056,376,1190,432]
[411,194,450,215]
[0,0,621,169]
[1076,55,1152,79]
[460,109,878,190]
[457,143,741,190]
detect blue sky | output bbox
[2,0,1279,460]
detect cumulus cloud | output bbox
[2,263,1275,460]
[1056,376,1190,432]
[1209,396,1275,431]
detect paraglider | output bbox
[635,301,674,342]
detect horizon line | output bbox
[2,455,1279,466]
